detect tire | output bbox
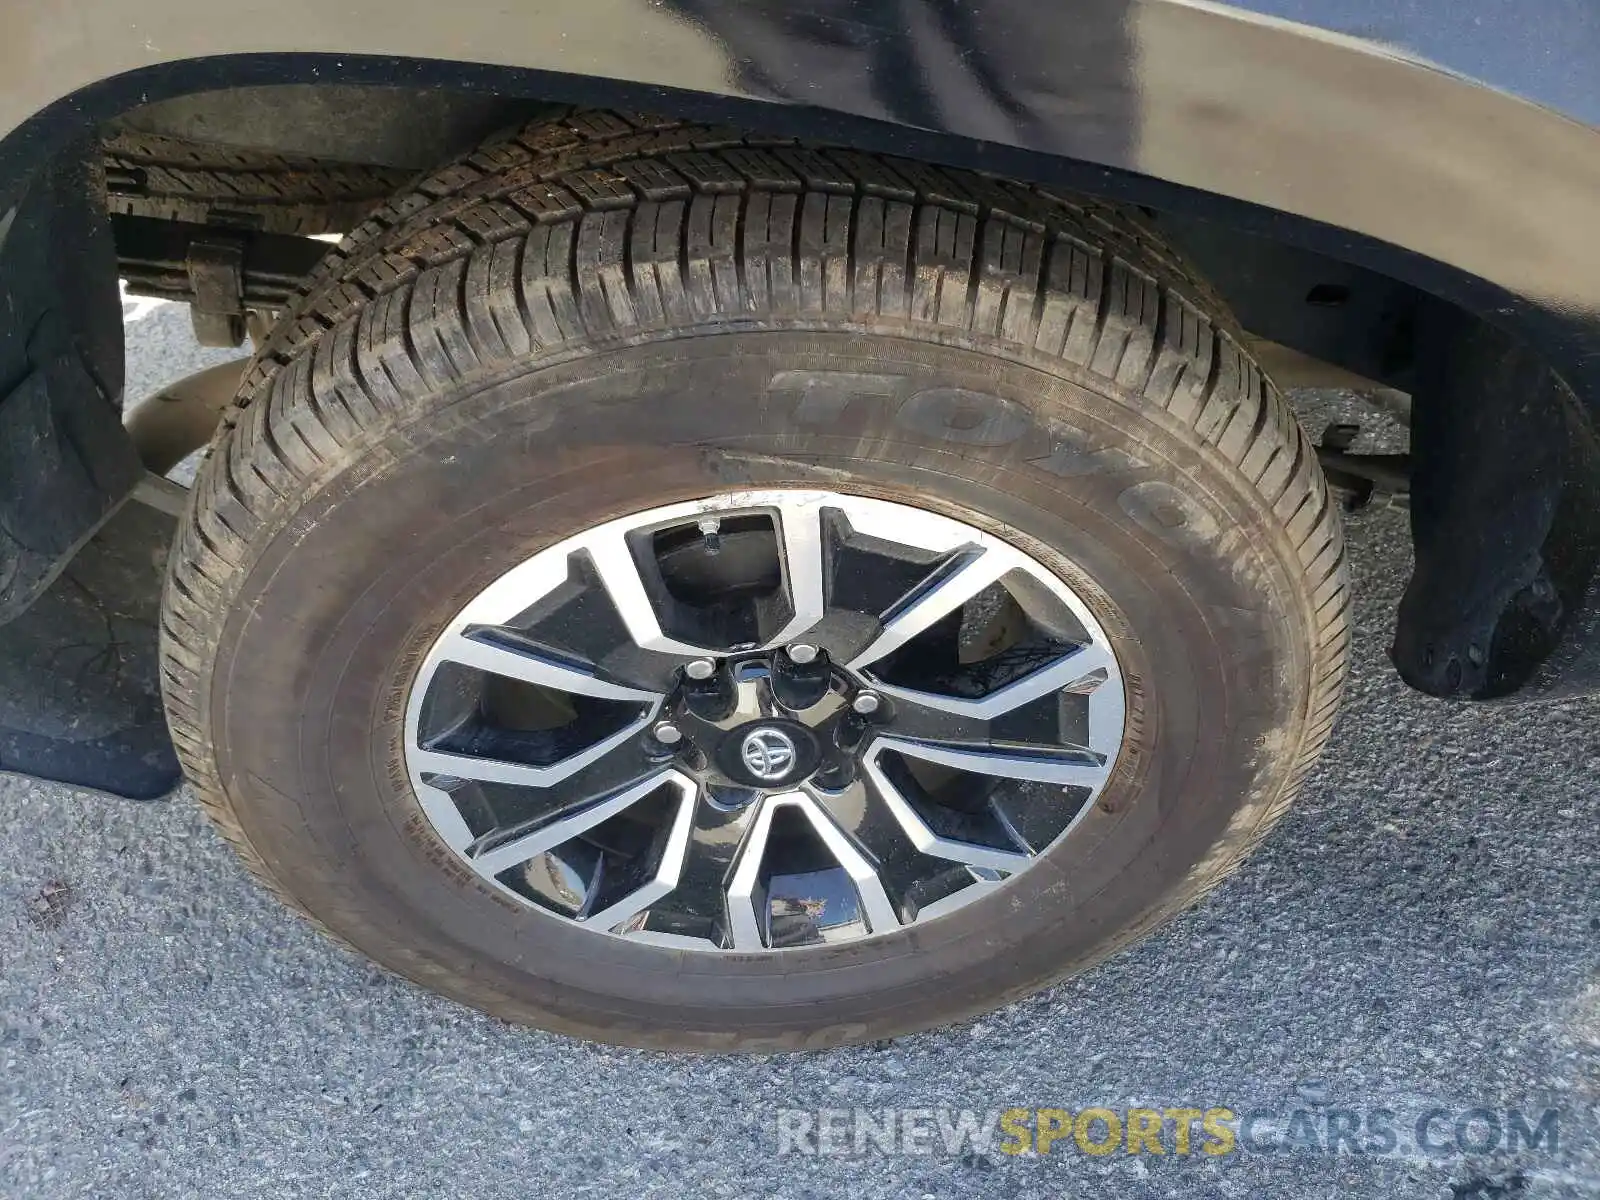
[103,132,412,236]
[161,110,1350,1051]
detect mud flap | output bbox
[0,500,178,800]
[1393,301,1600,699]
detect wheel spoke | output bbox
[581,779,700,930]
[726,792,900,950]
[861,734,1109,871]
[1082,661,1126,762]
[870,638,1117,721]
[725,796,780,951]
[846,547,1014,670]
[875,698,993,748]
[416,738,665,874]
[871,735,1111,788]
[412,714,651,790]
[433,631,662,703]
[614,799,757,946]
[411,780,477,852]
[582,526,708,656]
[806,778,996,922]
[448,546,574,628]
[471,769,696,878]
[769,500,828,645]
[410,628,663,794]
[860,751,1031,872]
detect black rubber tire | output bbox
[103,132,412,236]
[161,110,1350,1051]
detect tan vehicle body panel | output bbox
[5,0,1600,317]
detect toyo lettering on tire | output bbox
[160,110,1349,1051]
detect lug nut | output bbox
[683,657,737,721]
[852,691,882,716]
[834,711,870,753]
[811,759,858,791]
[652,721,684,746]
[772,643,830,710]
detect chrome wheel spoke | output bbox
[871,735,1111,789]
[424,737,666,857]
[583,525,708,656]
[614,800,757,946]
[806,778,998,922]
[861,748,1032,872]
[409,625,665,840]
[868,638,1115,721]
[411,707,655,790]
[575,777,699,930]
[861,734,1110,869]
[470,771,702,929]
[471,769,693,876]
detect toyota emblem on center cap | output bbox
[741,728,797,782]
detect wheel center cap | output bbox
[740,727,797,781]
[717,720,819,789]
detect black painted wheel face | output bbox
[404,490,1127,953]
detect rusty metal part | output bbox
[114,214,329,316]
[185,235,248,347]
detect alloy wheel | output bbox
[404,490,1126,952]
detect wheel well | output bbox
[102,82,1430,396]
[97,85,1599,704]
[7,79,1598,715]
[107,85,554,171]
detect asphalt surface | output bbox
[0,299,1595,1199]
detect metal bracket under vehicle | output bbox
[113,213,329,347]
[1316,422,1410,512]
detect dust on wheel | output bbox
[160,110,1349,1051]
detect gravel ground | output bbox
[0,301,1595,1199]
